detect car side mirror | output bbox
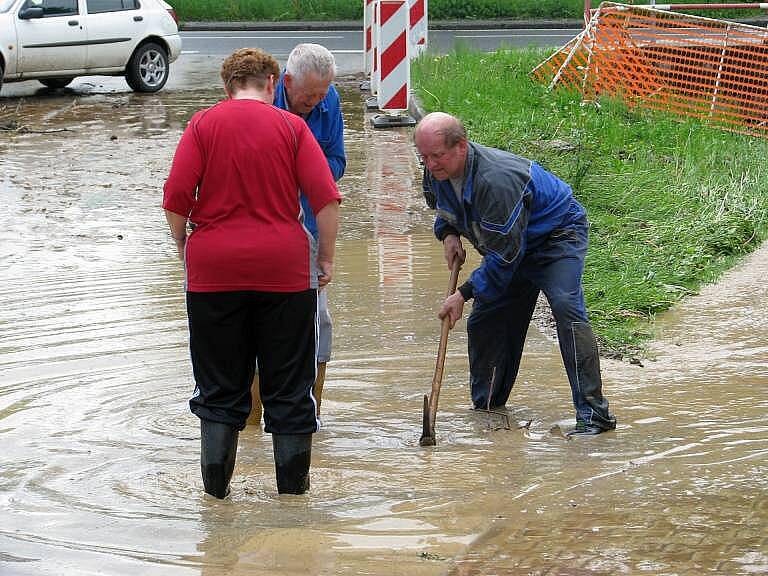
[19,6,44,19]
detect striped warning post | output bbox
[362,0,379,107]
[363,0,375,79]
[371,0,379,96]
[376,0,410,111]
[409,0,428,57]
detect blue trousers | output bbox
[467,215,616,429]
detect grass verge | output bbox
[412,46,768,358]
[170,0,763,23]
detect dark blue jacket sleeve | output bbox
[468,241,527,302]
[434,217,457,241]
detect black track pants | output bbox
[186,290,318,433]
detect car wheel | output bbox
[125,43,168,93]
[39,78,74,89]
[0,61,4,92]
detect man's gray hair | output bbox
[286,43,337,83]
[441,120,467,148]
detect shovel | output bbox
[419,257,462,447]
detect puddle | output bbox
[1,63,766,576]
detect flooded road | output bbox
[1,55,766,575]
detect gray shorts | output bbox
[316,289,332,363]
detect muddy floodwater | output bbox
[1,58,767,575]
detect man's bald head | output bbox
[414,112,469,181]
[415,112,467,149]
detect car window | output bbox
[0,0,17,13]
[24,0,79,16]
[86,0,139,13]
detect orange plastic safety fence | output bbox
[531,2,768,138]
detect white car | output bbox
[0,0,182,93]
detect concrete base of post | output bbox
[370,112,417,128]
[365,96,379,110]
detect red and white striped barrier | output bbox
[372,0,380,95]
[376,0,410,111]
[409,0,428,57]
[363,0,375,81]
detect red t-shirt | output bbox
[163,99,341,292]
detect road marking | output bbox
[261,51,363,58]
[181,35,346,40]
[455,33,575,38]
[448,28,581,32]
[181,50,200,54]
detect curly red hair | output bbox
[220,48,280,95]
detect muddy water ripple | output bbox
[0,81,766,575]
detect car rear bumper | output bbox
[164,34,182,63]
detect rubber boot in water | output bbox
[272,433,312,495]
[200,419,238,499]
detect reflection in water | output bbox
[368,123,418,311]
[0,82,766,576]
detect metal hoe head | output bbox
[419,394,436,446]
[482,408,512,432]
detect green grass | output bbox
[412,47,768,358]
[170,0,764,23]
[170,0,362,22]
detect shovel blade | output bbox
[419,394,436,446]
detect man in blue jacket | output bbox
[415,112,616,435]
[248,43,345,427]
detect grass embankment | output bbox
[170,0,582,21]
[412,48,768,358]
[170,0,762,23]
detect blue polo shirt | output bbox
[275,73,346,237]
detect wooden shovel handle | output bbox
[427,258,463,423]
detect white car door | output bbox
[16,0,87,74]
[83,0,146,70]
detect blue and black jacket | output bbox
[275,73,346,238]
[422,142,585,303]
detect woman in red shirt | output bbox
[163,48,341,497]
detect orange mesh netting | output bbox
[531,2,768,137]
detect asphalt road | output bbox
[0,27,578,97]
[179,28,578,75]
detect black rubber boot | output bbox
[200,419,238,499]
[272,433,312,495]
[558,321,617,433]
[566,419,607,436]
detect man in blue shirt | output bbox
[248,43,345,427]
[415,112,616,436]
